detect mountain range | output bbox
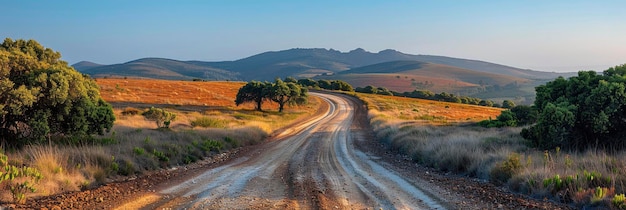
[74,48,576,103]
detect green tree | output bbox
[331,80,354,91]
[284,76,298,83]
[235,81,270,111]
[142,107,176,129]
[510,105,538,126]
[0,38,115,146]
[317,79,332,89]
[502,100,516,109]
[268,79,307,112]
[479,99,494,107]
[297,78,318,88]
[524,64,626,150]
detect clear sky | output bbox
[2,0,624,72]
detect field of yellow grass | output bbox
[1,78,320,203]
[356,93,502,125]
[97,78,277,110]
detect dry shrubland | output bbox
[0,78,320,203]
[360,93,626,208]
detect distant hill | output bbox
[322,61,534,99]
[79,58,241,81]
[75,48,573,81]
[73,61,104,71]
[73,48,576,104]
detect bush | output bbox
[121,107,141,116]
[491,153,523,184]
[191,117,227,128]
[142,107,176,128]
[0,152,43,204]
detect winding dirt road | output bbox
[117,92,448,209]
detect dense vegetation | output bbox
[235,78,308,112]
[354,84,507,108]
[484,64,626,150]
[0,38,115,147]
[522,64,626,150]
[296,78,354,92]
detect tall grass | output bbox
[363,94,626,208]
[0,97,320,203]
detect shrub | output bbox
[121,107,141,115]
[191,117,227,128]
[491,153,523,184]
[613,194,626,209]
[142,107,176,128]
[0,152,43,204]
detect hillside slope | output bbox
[75,48,573,81]
[80,58,241,81]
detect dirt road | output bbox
[117,92,447,209]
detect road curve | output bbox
[123,92,447,209]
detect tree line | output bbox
[354,85,515,108]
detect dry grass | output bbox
[359,92,626,208]
[0,78,321,203]
[96,78,279,110]
[358,93,502,125]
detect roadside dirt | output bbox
[12,92,573,210]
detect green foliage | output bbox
[196,138,223,153]
[297,78,319,88]
[355,85,393,96]
[479,110,518,128]
[0,38,115,147]
[142,107,176,128]
[133,147,145,156]
[316,79,353,92]
[502,100,516,109]
[0,152,43,204]
[509,105,538,125]
[235,79,308,112]
[592,186,609,203]
[526,64,626,150]
[613,194,626,209]
[235,80,271,111]
[490,153,523,184]
[152,149,169,162]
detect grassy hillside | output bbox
[322,61,536,102]
[76,48,573,82]
[81,58,241,81]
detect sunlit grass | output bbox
[0,79,321,203]
[358,92,626,208]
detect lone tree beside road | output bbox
[268,78,308,112]
[0,38,115,147]
[235,79,308,112]
[235,81,271,111]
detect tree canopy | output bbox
[522,64,626,150]
[0,38,115,146]
[235,78,308,112]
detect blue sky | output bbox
[2,0,624,72]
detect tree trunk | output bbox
[256,99,263,111]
